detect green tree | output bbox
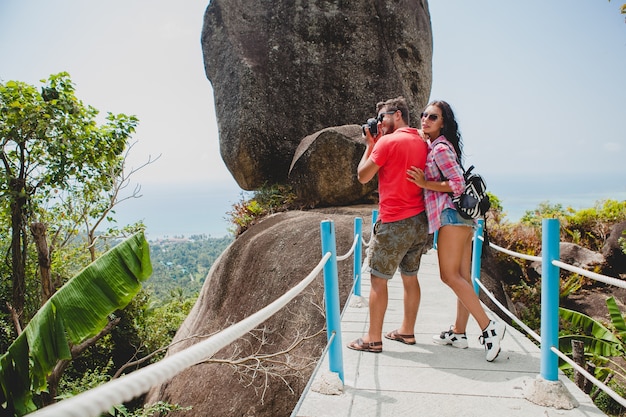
[0,232,152,416]
[0,72,138,326]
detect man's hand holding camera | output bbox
[362,117,382,145]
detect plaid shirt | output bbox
[423,136,467,234]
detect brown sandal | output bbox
[347,338,383,353]
[385,329,416,345]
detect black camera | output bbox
[362,118,378,136]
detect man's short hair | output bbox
[376,96,409,125]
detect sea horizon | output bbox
[111,174,626,240]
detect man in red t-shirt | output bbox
[348,96,430,353]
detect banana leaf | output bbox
[0,232,152,416]
[559,307,625,358]
[558,334,623,358]
[606,296,626,341]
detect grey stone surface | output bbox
[294,250,606,417]
[202,0,433,190]
[288,125,377,207]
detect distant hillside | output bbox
[144,234,233,302]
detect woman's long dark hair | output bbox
[429,100,464,166]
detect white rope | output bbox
[551,346,626,408]
[27,219,625,416]
[29,253,332,417]
[472,278,541,343]
[488,242,624,288]
[337,234,358,261]
[552,260,626,288]
[488,241,541,262]
[486,242,626,407]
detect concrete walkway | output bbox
[293,249,606,417]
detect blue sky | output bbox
[1,1,625,237]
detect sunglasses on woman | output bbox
[420,112,439,121]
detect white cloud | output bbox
[603,142,623,153]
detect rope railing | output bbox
[28,252,332,417]
[553,260,626,288]
[472,218,626,409]
[488,241,541,262]
[28,209,623,415]
[28,214,374,416]
[336,233,358,261]
[472,278,541,343]
[551,346,626,407]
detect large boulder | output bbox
[144,206,512,416]
[144,206,377,416]
[202,0,433,190]
[288,125,377,207]
[530,242,605,278]
[602,220,626,276]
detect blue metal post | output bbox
[372,209,378,226]
[320,220,344,382]
[540,219,560,381]
[470,219,485,295]
[353,217,363,297]
[433,230,438,250]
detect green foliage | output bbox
[559,306,624,357]
[486,192,502,213]
[227,184,298,236]
[0,232,152,416]
[111,401,191,417]
[0,72,139,325]
[508,281,541,330]
[146,235,232,301]
[559,274,584,300]
[565,200,626,251]
[138,295,197,361]
[57,359,114,399]
[486,195,626,412]
[0,72,137,199]
[0,73,209,416]
[485,192,505,224]
[593,380,626,416]
[54,236,230,407]
[559,297,626,414]
[515,199,625,252]
[519,201,571,228]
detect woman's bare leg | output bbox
[437,225,490,331]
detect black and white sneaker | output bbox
[432,326,468,349]
[479,320,506,362]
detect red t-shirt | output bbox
[370,127,427,223]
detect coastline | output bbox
[112,180,626,239]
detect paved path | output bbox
[293,249,606,417]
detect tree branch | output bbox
[43,317,121,406]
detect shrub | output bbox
[519,201,571,228]
[227,184,298,236]
[566,200,626,251]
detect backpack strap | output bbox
[432,140,464,180]
[433,141,466,191]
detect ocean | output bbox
[111,174,626,239]
[488,173,626,222]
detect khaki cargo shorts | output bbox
[367,211,432,279]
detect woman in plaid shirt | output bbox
[407,101,506,362]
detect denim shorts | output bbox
[367,212,432,279]
[440,208,475,228]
